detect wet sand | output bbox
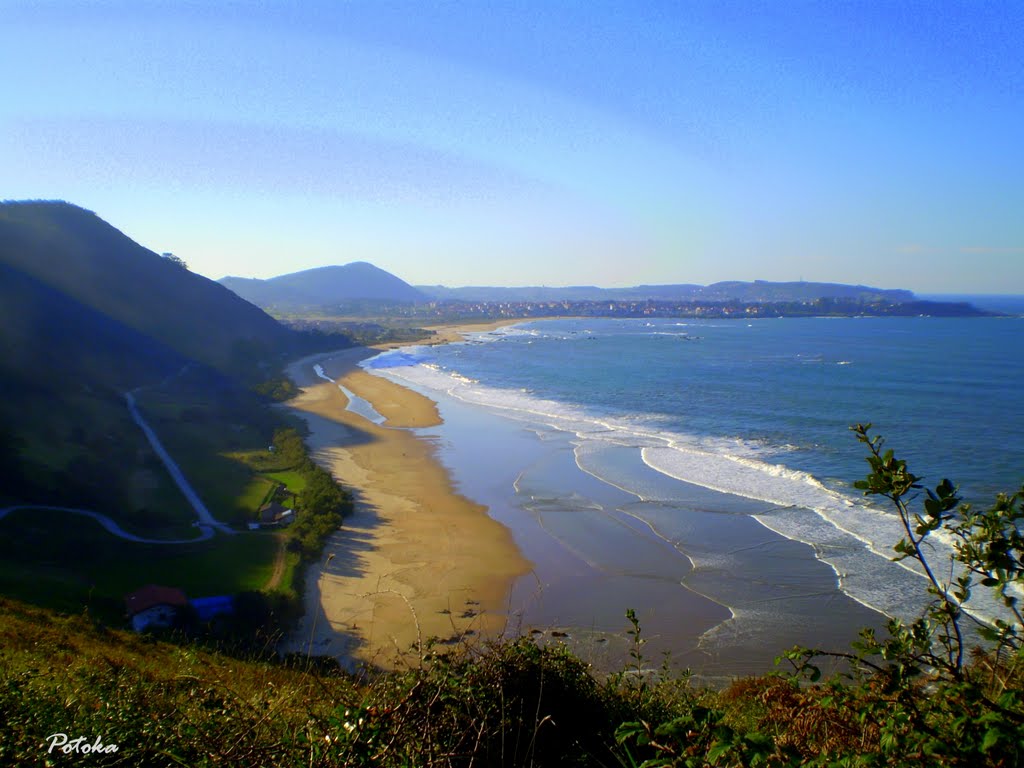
[280,320,890,681]
[280,324,531,669]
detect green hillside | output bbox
[0,201,298,375]
[0,241,288,520]
[0,201,351,623]
[0,260,197,512]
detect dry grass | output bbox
[4,596,1021,767]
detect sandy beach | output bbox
[280,322,531,669]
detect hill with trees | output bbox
[220,262,427,310]
[0,201,343,510]
[0,201,352,623]
[0,201,300,376]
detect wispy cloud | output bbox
[960,246,1024,255]
[893,244,1024,257]
[893,243,934,255]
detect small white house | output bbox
[124,584,188,632]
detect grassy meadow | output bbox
[3,587,1021,767]
[0,373,329,626]
[0,508,278,623]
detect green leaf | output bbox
[707,741,734,763]
[981,728,1000,752]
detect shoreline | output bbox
[273,315,1022,679]
[327,317,892,679]
[280,320,530,669]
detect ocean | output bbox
[362,316,1024,677]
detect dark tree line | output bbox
[270,428,353,558]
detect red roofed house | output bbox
[125,584,188,632]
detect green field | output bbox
[263,469,308,495]
[132,388,286,526]
[222,449,309,514]
[1,380,318,625]
[238,475,278,513]
[224,446,286,471]
[0,509,277,624]
[5,391,198,531]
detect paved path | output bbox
[125,391,235,535]
[0,505,215,544]
[1,383,237,544]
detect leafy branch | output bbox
[850,423,968,675]
[772,426,1024,764]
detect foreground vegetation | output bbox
[2,431,1022,766]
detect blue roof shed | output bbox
[190,595,235,623]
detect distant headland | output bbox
[218,263,997,321]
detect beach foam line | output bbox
[362,355,1014,630]
[640,444,1009,628]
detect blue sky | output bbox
[2,1,1022,292]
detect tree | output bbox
[161,252,188,270]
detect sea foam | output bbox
[362,337,1013,631]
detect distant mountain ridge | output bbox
[220,262,426,308]
[220,260,917,310]
[920,294,1024,316]
[417,280,916,304]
